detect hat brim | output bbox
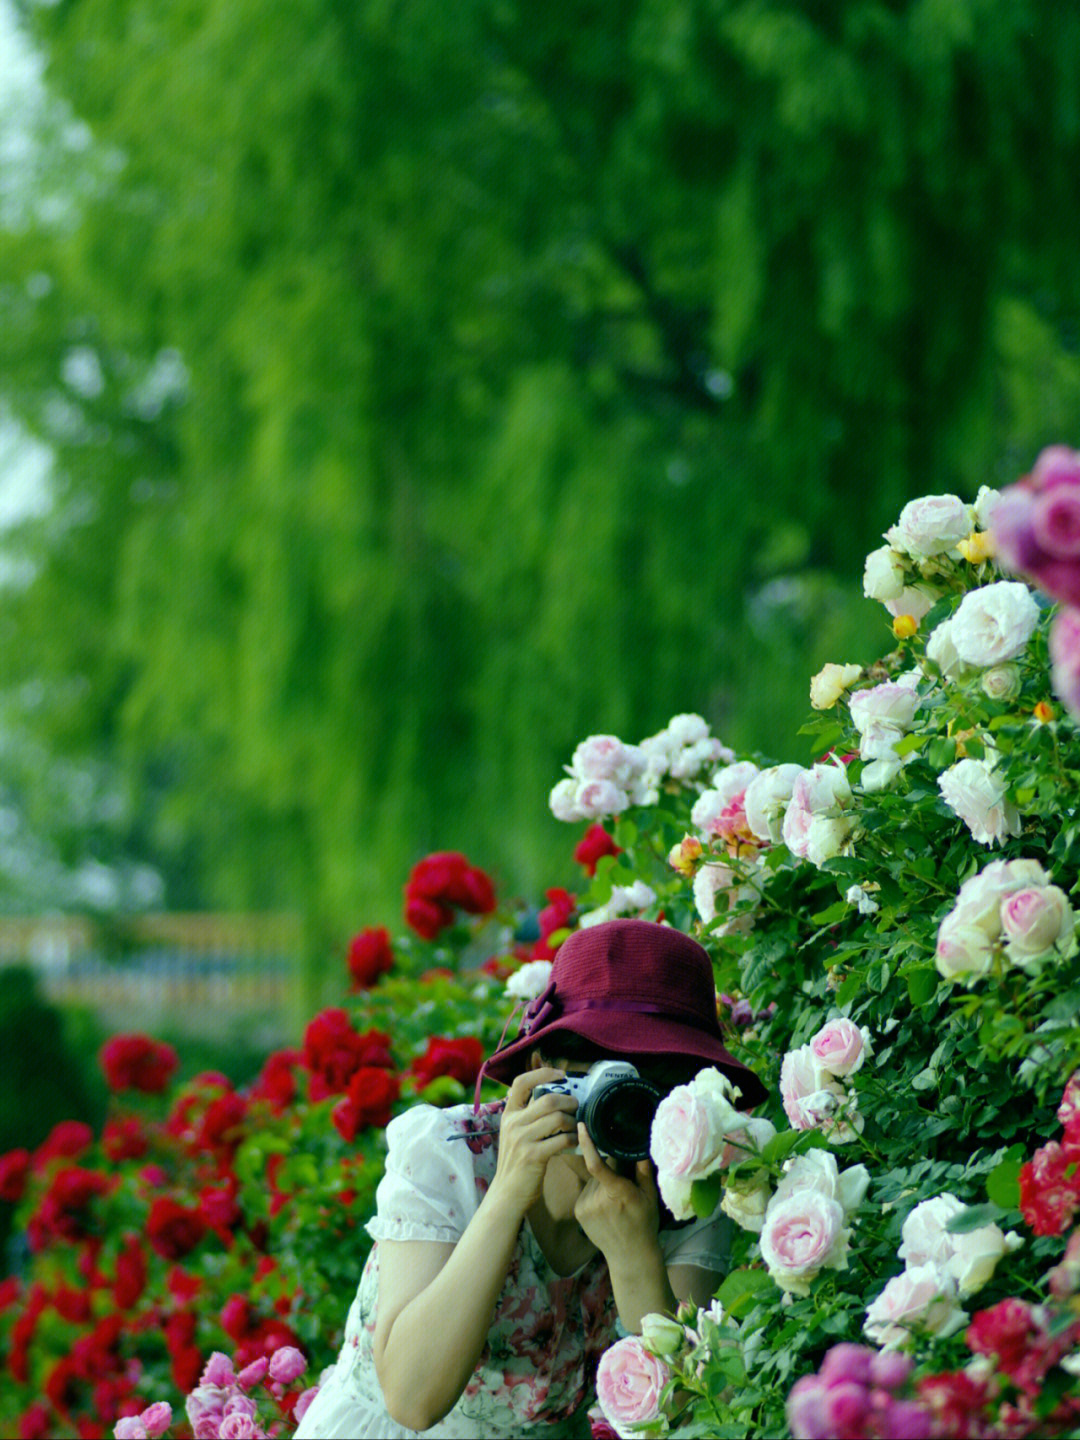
[481,1011,768,1111]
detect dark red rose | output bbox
[29,1166,112,1247]
[33,1121,94,1171]
[52,1283,92,1323]
[171,1342,203,1394]
[249,1048,303,1111]
[233,1317,303,1371]
[168,1265,203,1302]
[573,824,622,877]
[163,1307,197,1357]
[1019,1140,1080,1236]
[221,1293,254,1340]
[145,1196,207,1261]
[304,1009,393,1099]
[101,1117,149,1164]
[196,1090,247,1156]
[99,1033,179,1094]
[404,893,454,940]
[535,887,577,955]
[200,1183,242,1238]
[16,1402,51,1439]
[112,1234,147,1310]
[0,1148,31,1202]
[45,1355,82,1422]
[409,1036,484,1091]
[0,1275,21,1312]
[478,955,517,980]
[332,1067,401,1141]
[347,927,394,990]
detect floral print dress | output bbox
[294,1102,730,1440]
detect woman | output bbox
[295,918,767,1439]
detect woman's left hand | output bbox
[572,1123,661,1263]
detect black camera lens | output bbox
[582,1078,662,1162]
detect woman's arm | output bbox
[373,1069,578,1431]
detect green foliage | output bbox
[2,1,1080,929]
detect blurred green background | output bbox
[1,0,1079,953]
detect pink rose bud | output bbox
[268,1345,308,1385]
[869,1350,914,1390]
[201,1351,237,1388]
[293,1387,320,1425]
[787,1375,832,1440]
[237,1356,270,1390]
[139,1404,173,1438]
[114,1420,148,1440]
[224,1395,258,1418]
[818,1343,875,1388]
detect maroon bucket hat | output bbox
[479,918,767,1110]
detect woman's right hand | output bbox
[490,1067,579,1214]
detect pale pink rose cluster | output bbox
[780,1018,872,1144]
[781,761,855,869]
[863,488,1000,623]
[935,857,1075,982]
[113,1404,172,1440]
[691,861,761,936]
[864,1194,1022,1349]
[180,1347,317,1440]
[848,674,921,791]
[596,1334,672,1438]
[650,1067,775,1220]
[759,1150,869,1296]
[937,754,1022,847]
[638,712,735,782]
[691,760,762,853]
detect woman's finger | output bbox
[577,1123,619,1185]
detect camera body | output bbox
[534,1060,662,1163]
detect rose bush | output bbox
[6,451,1080,1437]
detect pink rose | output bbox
[596,1336,671,1438]
[201,1351,237,1388]
[934,915,996,981]
[114,1420,148,1440]
[139,1405,173,1439]
[1058,1071,1080,1140]
[1000,885,1073,961]
[185,1384,229,1432]
[219,1414,263,1440]
[293,1387,320,1425]
[268,1345,308,1385]
[650,1085,725,1179]
[575,778,630,820]
[862,1264,966,1348]
[809,1019,871,1078]
[1050,605,1080,720]
[760,1191,849,1295]
[236,1357,269,1389]
[780,1045,828,1129]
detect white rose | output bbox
[692,862,759,934]
[810,662,863,710]
[889,494,972,558]
[863,1264,966,1348]
[863,545,906,602]
[570,734,634,782]
[640,1313,685,1357]
[782,763,853,863]
[856,720,907,763]
[656,1168,694,1221]
[1000,885,1074,963]
[744,764,804,843]
[664,713,711,747]
[804,814,855,868]
[772,1150,870,1217]
[550,777,583,822]
[950,582,1041,667]
[951,858,1048,935]
[505,959,554,1002]
[925,616,965,679]
[884,584,939,621]
[897,1193,967,1268]
[859,754,905,792]
[575,778,630,820]
[849,683,921,736]
[720,1169,772,1233]
[709,760,762,807]
[947,1225,1024,1297]
[760,1192,849,1296]
[981,664,1021,701]
[934,914,996,980]
[668,737,731,780]
[938,759,1022,847]
[846,884,880,915]
[973,485,1003,531]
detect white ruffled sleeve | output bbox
[365,1103,481,1245]
[659,1210,732,1274]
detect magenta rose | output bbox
[596,1336,671,1438]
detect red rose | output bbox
[145,1196,207,1261]
[0,1148,31,1202]
[332,1067,401,1141]
[303,1009,393,1099]
[404,893,454,940]
[409,1036,484,1091]
[249,1048,303,1111]
[53,1283,92,1323]
[16,1402,51,1439]
[196,1090,247,1156]
[171,1342,203,1394]
[112,1234,147,1310]
[168,1266,203,1302]
[221,1293,254,1340]
[965,1298,1070,1393]
[535,887,576,956]
[1019,1140,1080,1236]
[0,1275,21,1313]
[102,1117,149,1164]
[917,1370,993,1440]
[347,927,394,990]
[29,1166,112,1247]
[200,1184,242,1237]
[99,1033,179,1094]
[33,1120,94,1171]
[573,824,622,877]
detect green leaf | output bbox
[810,900,851,925]
[894,732,928,758]
[761,1130,803,1164]
[986,1151,1025,1210]
[715,1267,776,1319]
[945,1202,1011,1233]
[905,966,939,1006]
[690,1171,724,1219]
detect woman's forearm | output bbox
[375,1183,526,1430]
[606,1242,677,1334]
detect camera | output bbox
[533,1061,662,1163]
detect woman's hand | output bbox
[572,1123,661,1264]
[489,1067,580,1215]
